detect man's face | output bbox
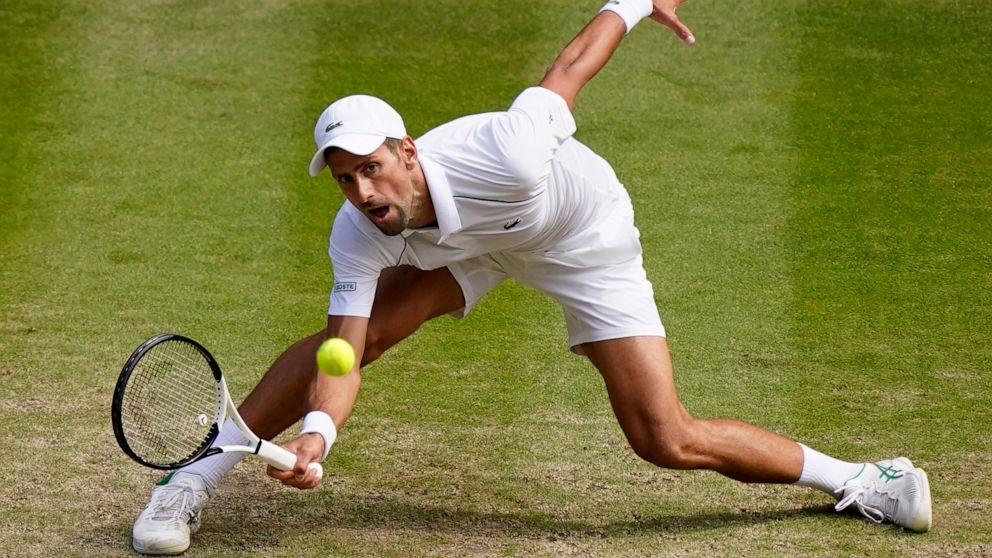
[327,140,418,236]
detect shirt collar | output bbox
[401,152,462,243]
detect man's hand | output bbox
[266,432,325,489]
[650,0,695,45]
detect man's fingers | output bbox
[291,454,323,487]
[652,9,695,45]
[266,463,321,489]
[261,434,326,489]
[266,464,293,481]
[293,459,309,480]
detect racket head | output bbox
[111,333,225,470]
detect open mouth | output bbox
[368,206,389,220]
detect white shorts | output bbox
[446,199,665,352]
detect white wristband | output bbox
[599,0,653,35]
[300,411,337,461]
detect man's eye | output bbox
[336,175,352,184]
[365,163,379,173]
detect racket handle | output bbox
[310,462,324,479]
[257,440,325,480]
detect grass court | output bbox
[1,0,990,556]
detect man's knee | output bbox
[362,266,464,365]
[625,416,704,470]
[361,322,395,365]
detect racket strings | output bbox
[119,340,221,467]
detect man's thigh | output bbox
[364,266,465,360]
[580,336,679,408]
[579,335,690,448]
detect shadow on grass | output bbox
[303,493,831,538]
[86,487,837,555]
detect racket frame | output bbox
[112,333,311,475]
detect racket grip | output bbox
[310,462,324,479]
[257,440,325,480]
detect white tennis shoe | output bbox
[132,472,211,555]
[834,457,932,532]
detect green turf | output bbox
[1,0,990,556]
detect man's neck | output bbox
[407,162,437,229]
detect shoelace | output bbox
[149,484,196,524]
[834,482,892,523]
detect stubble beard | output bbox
[373,203,410,236]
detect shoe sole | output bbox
[132,522,196,555]
[886,457,932,532]
[910,467,933,533]
[132,540,190,555]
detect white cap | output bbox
[308,95,407,176]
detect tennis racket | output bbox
[111,333,322,479]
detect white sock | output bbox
[180,419,249,493]
[795,443,866,496]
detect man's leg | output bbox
[580,335,931,531]
[238,265,465,443]
[179,266,462,491]
[580,335,803,482]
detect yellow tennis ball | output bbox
[316,337,355,376]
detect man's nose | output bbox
[354,177,375,202]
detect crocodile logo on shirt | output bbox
[503,218,522,230]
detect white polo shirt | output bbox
[328,86,640,318]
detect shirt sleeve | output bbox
[326,204,405,317]
[487,87,578,185]
[507,86,577,143]
[413,87,576,197]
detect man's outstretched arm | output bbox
[539,0,695,111]
[263,314,368,489]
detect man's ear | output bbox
[400,136,418,169]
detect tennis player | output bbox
[131,0,932,553]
